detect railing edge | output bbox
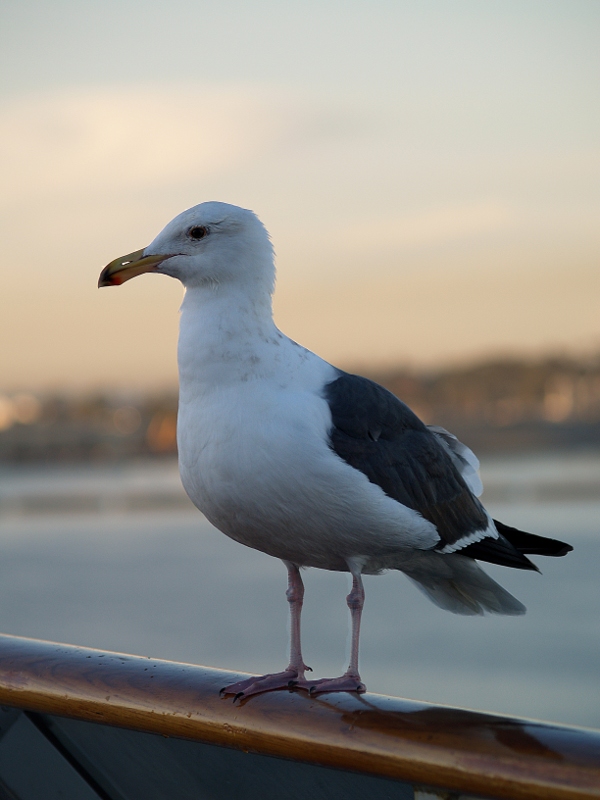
[0,633,598,800]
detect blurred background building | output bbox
[2,355,600,464]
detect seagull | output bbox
[99,201,572,699]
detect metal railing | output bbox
[0,633,598,800]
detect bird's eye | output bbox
[188,226,209,240]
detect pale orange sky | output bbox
[1,2,599,390]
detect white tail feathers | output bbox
[399,552,526,616]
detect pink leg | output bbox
[220,561,311,700]
[285,561,311,676]
[298,559,366,695]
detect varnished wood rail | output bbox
[0,633,598,800]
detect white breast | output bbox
[176,288,438,571]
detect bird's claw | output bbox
[299,674,366,695]
[220,669,301,700]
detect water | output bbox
[0,455,598,729]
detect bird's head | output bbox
[98,202,274,293]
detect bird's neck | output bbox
[178,283,281,393]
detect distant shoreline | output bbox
[2,353,600,463]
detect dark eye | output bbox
[188,226,209,240]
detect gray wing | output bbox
[323,372,489,550]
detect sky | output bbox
[1,0,599,390]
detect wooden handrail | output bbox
[0,633,598,800]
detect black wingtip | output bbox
[493,520,573,558]
[460,535,541,571]
[550,542,574,557]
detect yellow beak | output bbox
[98,249,173,287]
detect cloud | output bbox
[0,85,289,207]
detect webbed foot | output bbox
[295,672,366,695]
[220,669,303,700]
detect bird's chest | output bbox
[177,383,332,542]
